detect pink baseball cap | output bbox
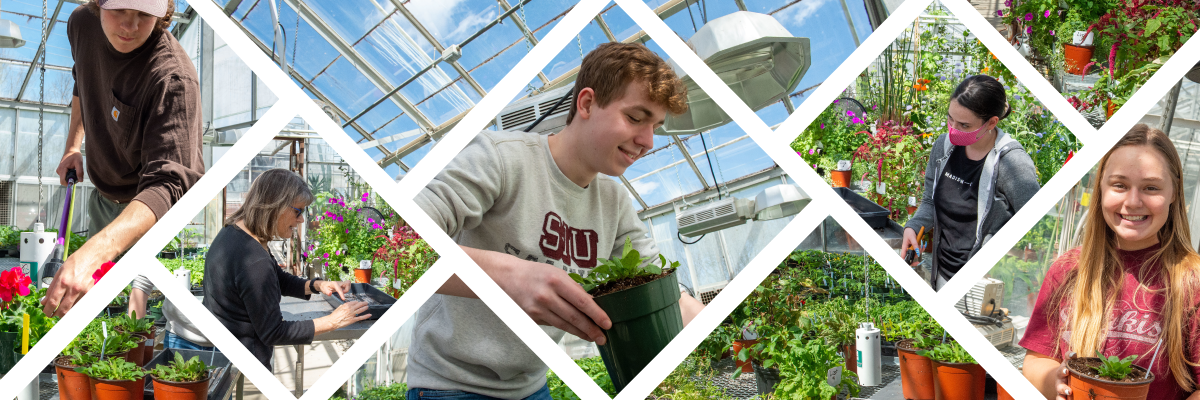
[97,0,169,17]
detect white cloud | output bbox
[405,0,496,44]
[775,0,834,26]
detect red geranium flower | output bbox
[92,261,116,284]
[0,267,31,302]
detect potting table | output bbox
[278,294,388,397]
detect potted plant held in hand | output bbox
[77,358,147,400]
[918,341,986,400]
[897,333,940,400]
[570,238,683,393]
[55,349,97,400]
[1067,351,1153,400]
[150,353,212,400]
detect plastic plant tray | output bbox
[832,187,890,229]
[323,283,395,320]
[142,349,234,400]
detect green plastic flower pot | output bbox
[0,331,21,374]
[594,271,682,393]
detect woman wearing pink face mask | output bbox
[900,75,1041,290]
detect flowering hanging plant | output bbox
[308,192,391,282]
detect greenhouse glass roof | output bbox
[0,0,878,212]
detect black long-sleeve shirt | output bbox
[203,225,314,369]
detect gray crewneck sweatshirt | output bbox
[412,130,658,398]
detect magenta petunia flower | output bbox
[324,253,329,258]
[1024,13,1032,21]
[996,10,1003,16]
[820,123,825,129]
[851,117,864,124]
[1027,26,1033,34]
[1044,10,1051,17]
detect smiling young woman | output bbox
[1020,124,1200,400]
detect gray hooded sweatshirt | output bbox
[904,129,1040,287]
[412,130,657,398]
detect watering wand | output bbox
[39,168,77,288]
[904,226,924,265]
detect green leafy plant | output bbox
[114,314,154,334]
[65,348,98,367]
[75,318,139,356]
[150,353,209,383]
[569,237,676,293]
[918,341,977,364]
[909,334,943,350]
[77,358,146,381]
[772,340,861,399]
[545,356,616,398]
[1093,351,1138,381]
[160,258,205,286]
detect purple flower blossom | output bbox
[1004,0,1011,6]
[368,218,374,224]
[328,198,336,204]
[833,99,839,104]
[372,223,382,229]
[820,123,825,129]
[846,110,855,117]
[1050,30,1055,36]
[1024,13,1032,21]
[996,10,1003,16]
[808,149,815,155]
[851,117,864,124]
[324,262,329,266]
[1027,26,1032,34]
[323,253,329,258]
[1044,10,1051,17]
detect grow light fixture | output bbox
[659,11,811,136]
[676,184,809,238]
[0,19,23,48]
[1187,61,1200,84]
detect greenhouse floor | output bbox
[702,357,908,399]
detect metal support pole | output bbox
[1159,80,1183,134]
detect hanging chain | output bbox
[577,34,583,57]
[291,11,299,66]
[37,0,48,223]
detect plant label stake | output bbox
[99,322,109,361]
[826,366,842,387]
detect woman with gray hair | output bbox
[203,168,371,369]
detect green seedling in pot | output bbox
[569,238,677,293]
[114,313,154,334]
[77,358,146,381]
[909,333,942,350]
[151,352,210,382]
[917,341,976,364]
[66,348,98,367]
[1094,351,1138,381]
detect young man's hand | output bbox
[41,242,104,317]
[445,246,613,345]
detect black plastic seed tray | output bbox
[323,283,395,320]
[142,349,235,400]
[832,187,890,229]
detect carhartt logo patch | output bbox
[111,106,119,121]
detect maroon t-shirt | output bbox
[1021,245,1200,399]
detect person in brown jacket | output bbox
[43,0,204,317]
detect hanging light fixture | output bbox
[659,11,810,135]
[1186,61,1200,84]
[0,9,24,48]
[753,183,810,220]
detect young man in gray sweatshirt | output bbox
[412,43,706,399]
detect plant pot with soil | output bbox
[115,314,155,367]
[54,350,98,400]
[897,335,940,400]
[919,341,986,400]
[1066,351,1153,400]
[570,238,683,393]
[78,358,147,400]
[731,338,758,373]
[150,352,212,400]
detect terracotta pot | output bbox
[1063,44,1094,75]
[931,360,986,400]
[730,339,758,373]
[152,372,211,400]
[997,382,1015,400]
[1066,358,1152,400]
[90,376,145,400]
[831,170,851,188]
[354,268,372,283]
[139,328,155,365]
[54,356,92,400]
[841,343,857,374]
[897,340,935,400]
[906,206,918,215]
[126,341,145,367]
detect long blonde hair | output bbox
[1050,124,1200,390]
